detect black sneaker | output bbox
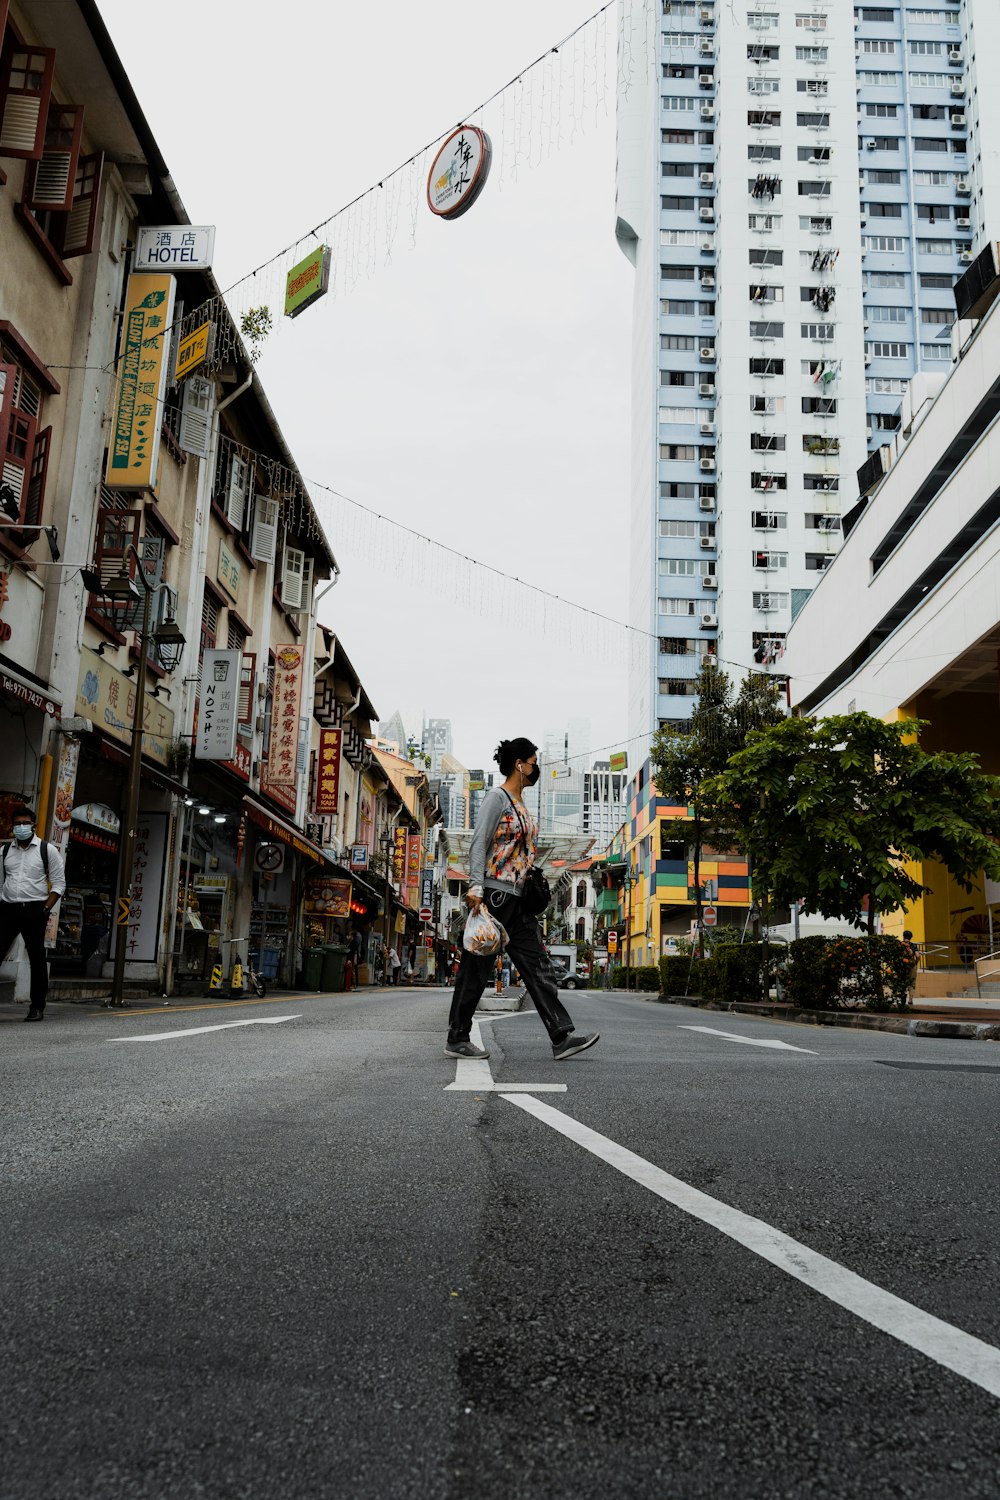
[552,1032,599,1062]
[23,1009,44,1022]
[444,1041,490,1060]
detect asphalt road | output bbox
[1,987,999,1499]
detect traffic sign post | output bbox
[419,906,433,922]
[703,905,718,928]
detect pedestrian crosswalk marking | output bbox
[444,1020,567,1092]
[107,1017,300,1043]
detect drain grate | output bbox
[876,1061,1000,1074]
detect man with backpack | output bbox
[1,807,66,1022]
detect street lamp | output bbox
[102,547,186,1008]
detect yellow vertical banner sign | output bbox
[105,272,176,489]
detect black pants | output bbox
[0,900,49,1010]
[447,891,574,1046]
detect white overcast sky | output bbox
[96,0,634,776]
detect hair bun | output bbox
[493,739,510,767]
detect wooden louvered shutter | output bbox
[25,102,83,210]
[22,425,50,529]
[60,151,102,257]
[2,402,35,526]
[226,453,250,530]
[250,496,278,563]
[95,507,141,588]
[179,375,213,459]
[0,45,55,160]
[237,653,256,726]
[0,363,16,521]
[281,544,305,609]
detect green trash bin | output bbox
[321,943,348,992]
[303,947,324,991]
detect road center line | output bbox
[444,1020,567,1093]
[108,1017,301,1043]
[501,1092,1000,1401]
[679,1024,817,1055]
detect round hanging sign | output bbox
[427,125,493,220]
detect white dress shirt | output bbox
[1,834,66,903]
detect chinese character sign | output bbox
[195,650,241,761]
[407,834,421,903]
[270,644,304,787]
[112,813,167,963]
[393,827,407,884]
[134,225,216,270]
[315,729,342,814]
[105,272,176,490]
[427,126,492,220]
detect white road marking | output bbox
[108,1017,301,1043]
[679,1024,817,1055]
[502,1093,1000,1402]
[445,1020,567,1093]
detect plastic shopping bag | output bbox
[463,907,507,956]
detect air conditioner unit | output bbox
[956,215,971,228]
[957,178,971,195]
[698,495,716,511]
[701,239,715,252]
[952,113,966,127]
[700,171,715,185]
[950,80,965,96]
[699,382,715,396]
[699,206,715,220]
[700,613,718,628]
[865,140,877,150]
[700,346,715,359]
[257,682,269,701]
[959,250,974,263]
[860,246,868,258]
[700,422,715,435]
[255,714,266,734]
[700,104,715,119]
[699,457,716,471]
[702,576,719,590]
[699,536,715,550]
[701,273,716,288]
[949,48,963,63]
[699,38,714,54]
[864,351,873,365]
[700,6,714,22]
[699,73,714,87]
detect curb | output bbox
[654,994,1000,1042]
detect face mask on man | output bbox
[12,824,33,843]
[519,763,540,787]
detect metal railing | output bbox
[974,947,1000,999]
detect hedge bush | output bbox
[658,953,714,997]
[702,942,785,1005]
[783,934,912,1012]
[609,964,661,991]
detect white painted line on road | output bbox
[502,1093,1000,1402]
[108,1017,301,1043]
[679,1024,817,1055]
[444,1020,567,1093]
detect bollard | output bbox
[230,960,244,995]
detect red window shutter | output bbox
[25,102,83,211]
[1,406,35,524]
[22,424,50,528]
[0,5,9,49]
[60,152,102,257]
[238,652,256,725]
[0,45,55,160]
[94,507,141,589]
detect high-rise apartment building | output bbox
[616,0,996,743]
[583,762,627,851]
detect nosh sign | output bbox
[135,225,216,271]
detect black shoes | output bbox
[23,1008,44,1022]
[444,1040,490,1059]
[552,1032,599,1061]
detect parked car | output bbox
[550,961,582,990]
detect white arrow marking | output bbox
[678,1024,816,1055]
[108,1016,301,1043]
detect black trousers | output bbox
[0,900,49,1010]
[447,891,574,1046]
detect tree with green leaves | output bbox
[704,711,1000,936]
[650,660,784,948]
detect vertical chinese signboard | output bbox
[315,728,342,814]
[392,827,407,885]
[407,834,421,908]
[49,736,80,854]
[112,813,167,963]
[194,650,240,761]
[270,644,304,786]
[105,272,176,490]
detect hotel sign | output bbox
[134,225,216,271]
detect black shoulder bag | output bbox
[502,791,550,918]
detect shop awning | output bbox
[0,663,60,717]
[98,737,190,798]
[243,795,324,864]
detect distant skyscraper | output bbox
[423,718,454,777]
[377,709,409,756]
[583,761,627,853]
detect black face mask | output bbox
[521,763,540,787]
